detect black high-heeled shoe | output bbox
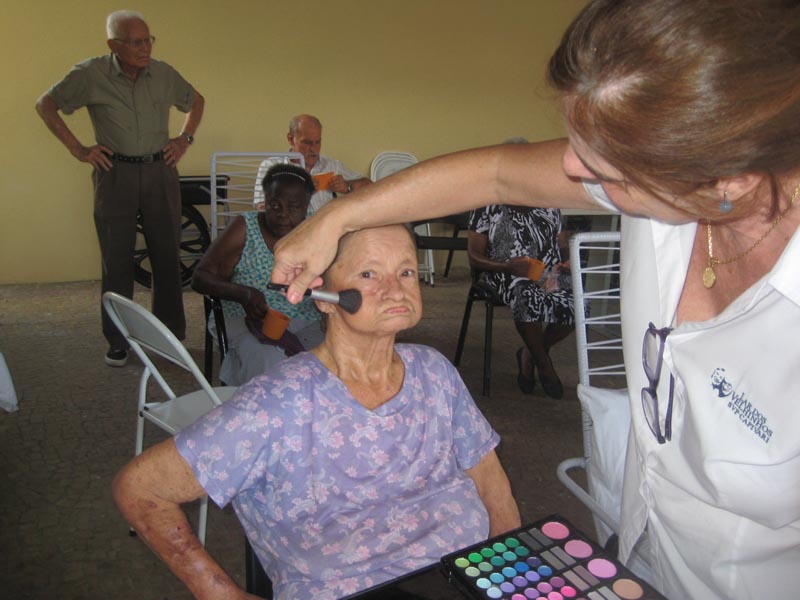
[538,353,564,400]
[516,347,536,394]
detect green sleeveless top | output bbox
[221,212,320,321]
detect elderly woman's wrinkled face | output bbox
[324,225,422,335]
[262,179,311,238]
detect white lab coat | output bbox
[585,182,800,599]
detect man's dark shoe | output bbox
[105,347,128,367]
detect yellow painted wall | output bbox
[1,0,585,284]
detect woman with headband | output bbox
[192,163,323,385]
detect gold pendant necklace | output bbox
[703,183,800,289]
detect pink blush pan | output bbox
[564,539,593,559]
[587,557,617,579]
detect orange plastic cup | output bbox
[261,309,291,340]
[312,172,334,191]
[526,258,546,281]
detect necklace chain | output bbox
[702,183,800,289]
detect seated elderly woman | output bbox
[192,163,324,386]
[468,204,574,399]
[113,223,521,600]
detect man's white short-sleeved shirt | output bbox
[254,155,364,216]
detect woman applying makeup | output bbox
[271,2,800,598]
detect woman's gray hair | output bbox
[503,136,529,145]
[106,10,146,39]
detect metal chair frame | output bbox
[203,295,229,385]
[453,272,507,396]
[210,152,305,240]
[102,292,237,545]
[556,231,625,539]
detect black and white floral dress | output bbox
[469,205,575,325]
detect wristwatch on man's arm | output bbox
[180,132,194,145]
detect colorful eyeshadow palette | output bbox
[441,515,665,600]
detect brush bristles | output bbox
[336,289,362,314]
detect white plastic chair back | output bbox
[102,292,238,544]
[210,152,305,240]
[370,151,435,284]
[369,151,418,180]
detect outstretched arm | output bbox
[272,138,592,303]
[465,450,521,536]
[112,439,260,600]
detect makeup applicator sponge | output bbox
[266,283,363,315]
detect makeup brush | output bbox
[266,283,363,315]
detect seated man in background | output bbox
[192,163,323,386]
[258,114,371,214]
[253,115,371,213]
[114,223,520,600]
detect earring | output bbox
[719,190,733,213]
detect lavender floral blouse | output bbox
[175,344,499,599]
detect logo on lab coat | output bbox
[711,368,773,443]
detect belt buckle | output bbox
[143,154,154,164]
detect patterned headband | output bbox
[272,170,307,183]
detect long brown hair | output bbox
[548,0,800,215]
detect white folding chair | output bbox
[102,292,238,545]
[369,151,418,181]
[557,231,626,543]
[370,151,435,285]
[210,152,305,241]
[555,232,653,581]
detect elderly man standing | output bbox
[287,114,370,214]
[35,10,204,367]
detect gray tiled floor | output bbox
[0,268,593,599]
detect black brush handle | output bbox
[266,283,340,303]
[266,283,361,314]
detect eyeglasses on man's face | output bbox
[641,322,674,444]
[114,36,156,49]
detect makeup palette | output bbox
[441,515,664,600]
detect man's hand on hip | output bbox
[74,144,114,172]
[163,136,190,167]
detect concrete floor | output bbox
[0,267,595,599]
